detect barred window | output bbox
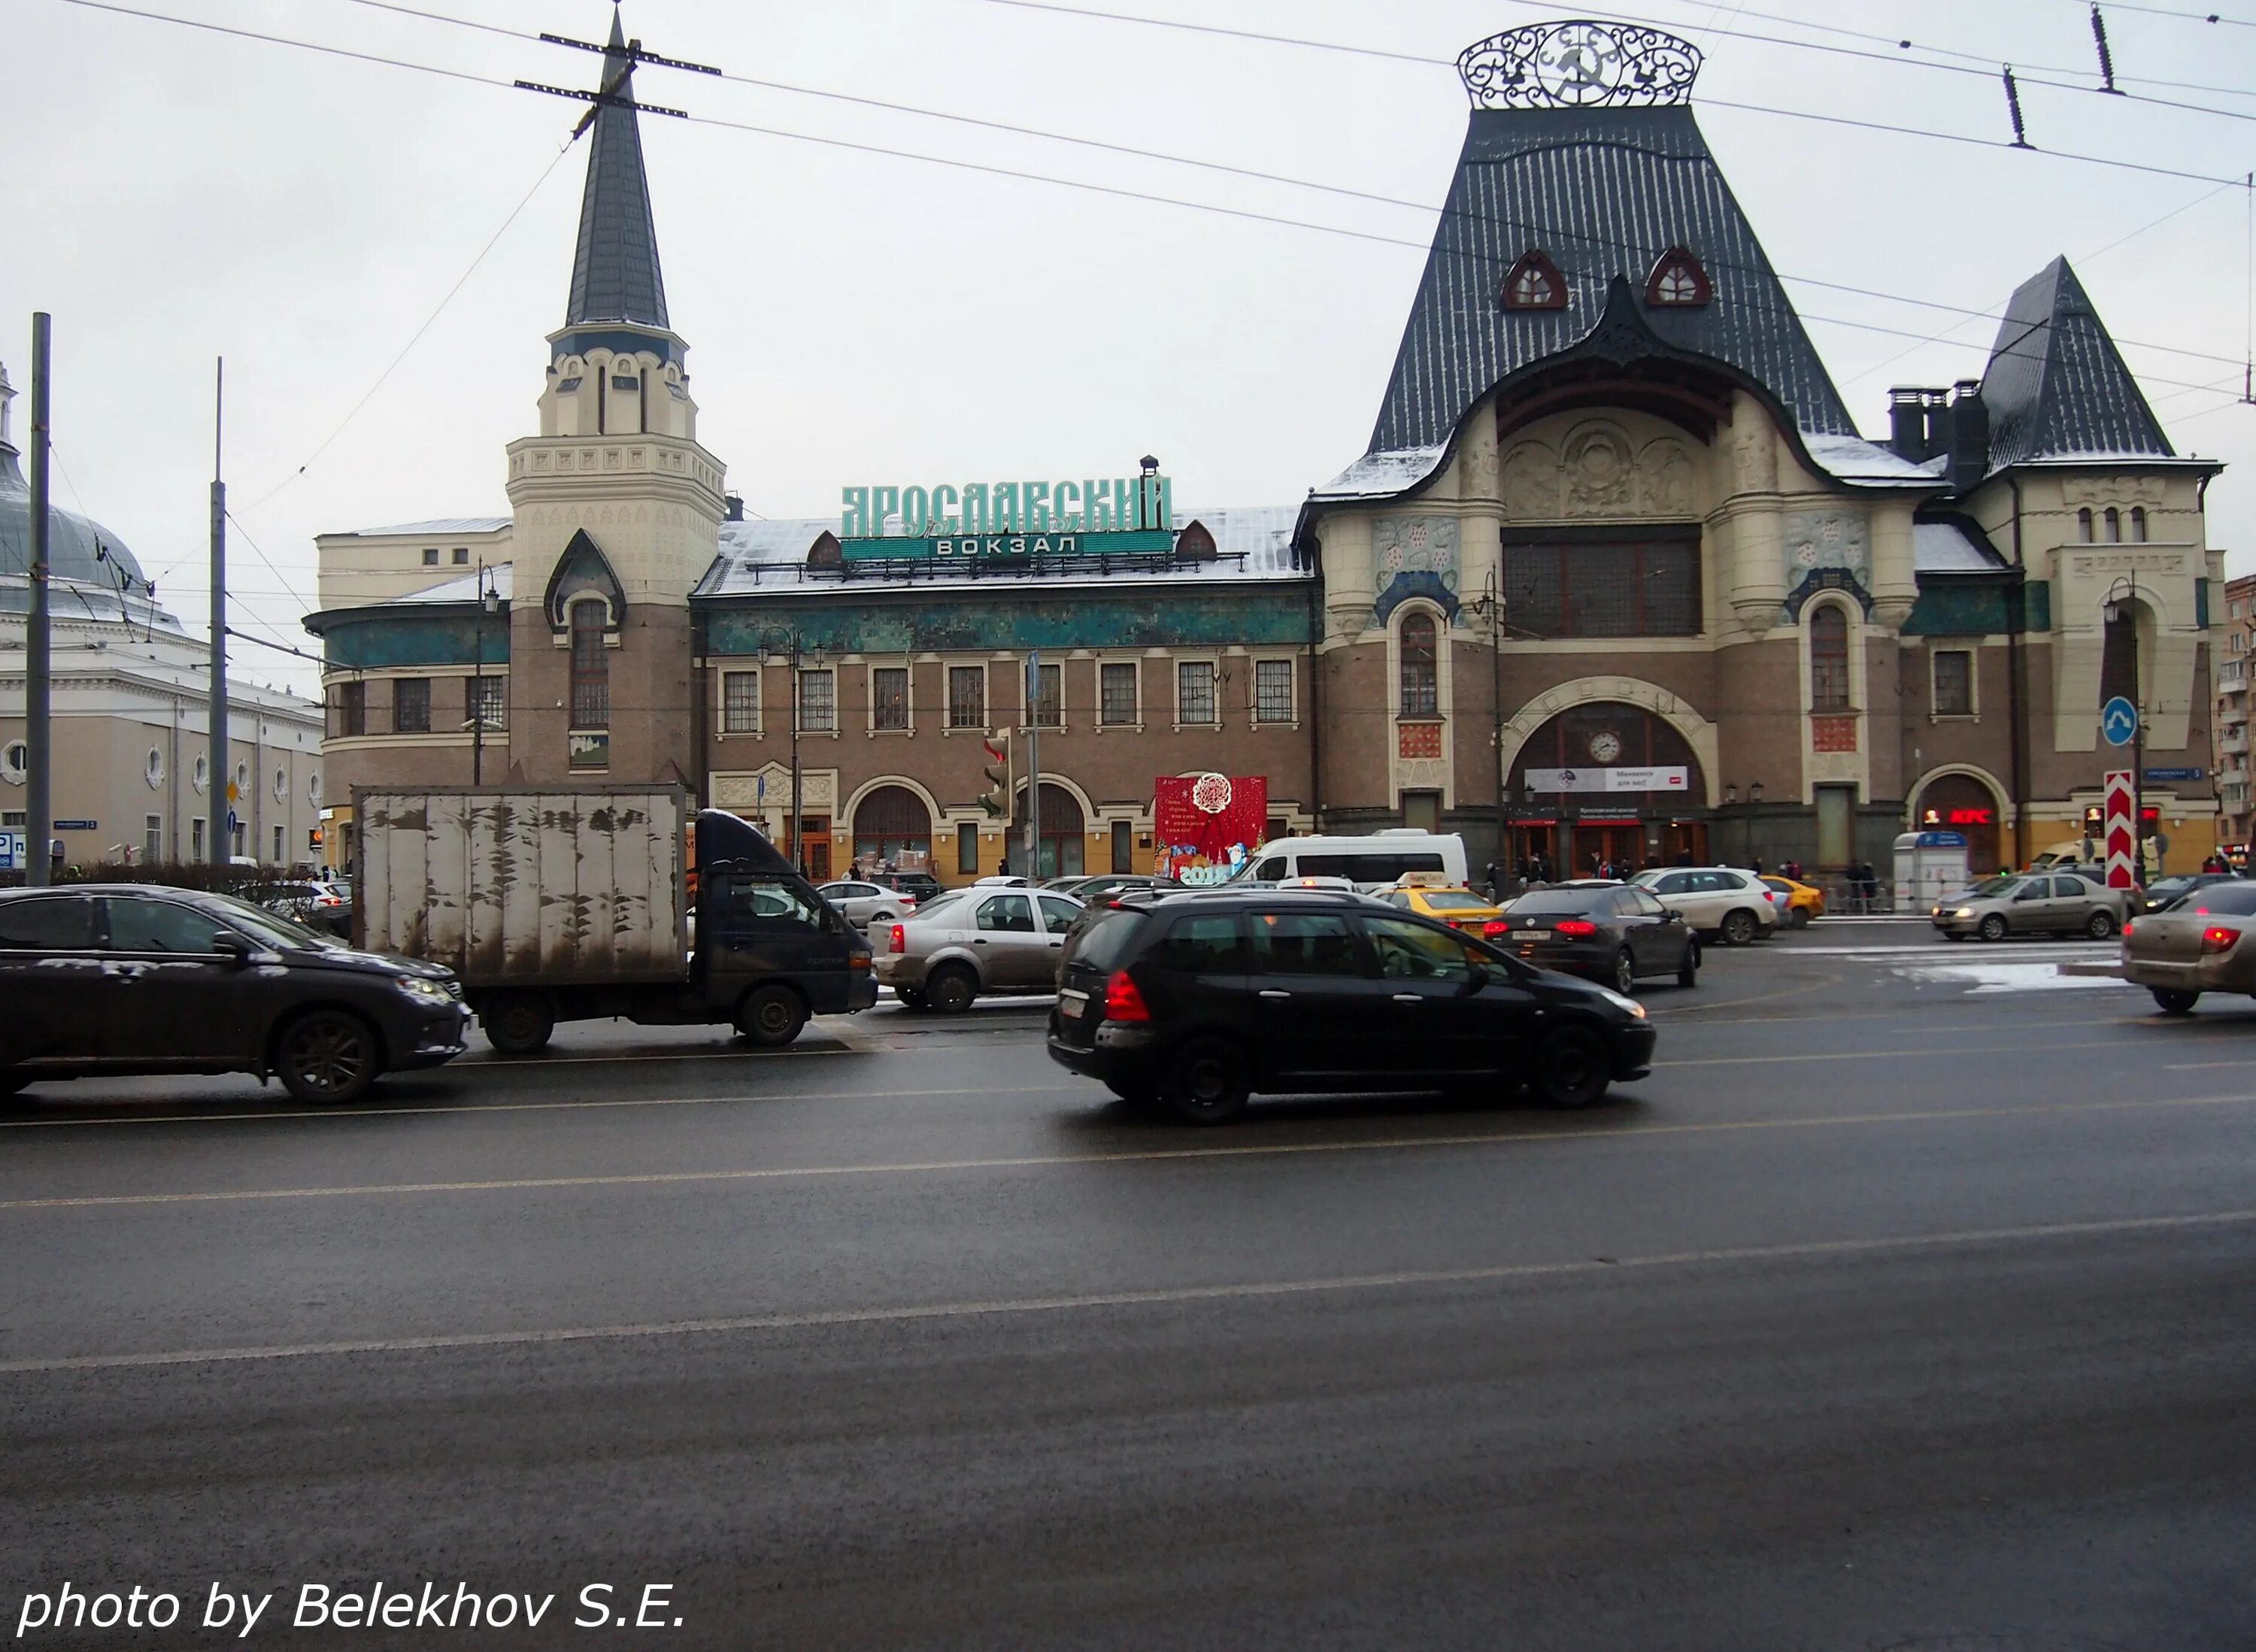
[569,599,609,728]
[468,674,506,732]
[1099,662,1139,726]
[1254,659,1294,723]
[1504,535,1702,638]
[721,669,760,733]
[872,667,909,731]
[1177,661,1217,725]
[948,665,987,729]
[1933,650,1972,717]
[798,668,835,732]
[1399,613,1438,717]
[1031,662,1063,729]
[393,677,431,735]
[1810,605,1851,712]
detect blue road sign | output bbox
[2100,696,2139,746]
[0,831,23,871]
[2145,767,2204,782]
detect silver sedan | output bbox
[2120,881,2256,1013]
[816,880,920,931]
[872,887,1084,1012]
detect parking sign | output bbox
[0,830,23,871]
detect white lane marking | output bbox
[1789,944,2115,959]
[7,1205,2251,1376]
[4,1092,2248,1214]
[1666,1036,2134,1068]
[0,1084,1079,1132]
[2164,1059,2256,1069]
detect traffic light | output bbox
[980,735,1009,818]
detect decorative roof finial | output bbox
[1457,20,1701,110]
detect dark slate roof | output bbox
[1367,105,1856,456]
[1979,256,2174,471]
[563,11,669,333]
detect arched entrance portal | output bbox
[1508,702,1708,877]
[853,784,934,873]
[1913,771,2005,874]
[1014,782,1086,878]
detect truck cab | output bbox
[693,811,877,1044]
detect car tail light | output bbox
[1761,889,1776,902]
[1482,919,1510,937]
[887,924,905,953]
[2121,920,2135,938]
[2201,926,2239,955]
[1554,919,1599,938]
[1104,969,1151,1022]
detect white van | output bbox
[1239,830,1470,892]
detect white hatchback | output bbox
[1629,867,1780,946]
[817,880,918,930]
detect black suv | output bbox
[1048,890,1655,1123]
[869,870,945,905]
[0,884,469,1106]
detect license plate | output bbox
[1518,930,1551,942]
[1059,988,1090,1018]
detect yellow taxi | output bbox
[1759,874,1825,928]
[1378,874,1509,940]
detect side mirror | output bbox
[212,932,253,965]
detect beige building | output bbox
[0,364,326,873]
[2215,572,2254,852]
[313,518,511,611]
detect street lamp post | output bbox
[757,632,821,873]
[1466,571,1509,885]
[468,560,502,785]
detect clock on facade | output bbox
[1589,730,1623,762]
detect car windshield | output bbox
[1968,876,2027,899]
[908,891,972,925]
[205,891,342,951]
[1415,890,1492,912]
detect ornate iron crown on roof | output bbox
[1457,20,1702,110]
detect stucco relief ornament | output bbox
[1457,20,1703,109]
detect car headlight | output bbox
[1954,907,1976,919]
[1595,987,1647,1019]
[394,975,453,1002]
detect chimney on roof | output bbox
[1887,386,1951,462]
[1947,380,1989,494]
[724,493,744,523]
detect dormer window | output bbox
[1502,251,1567,311]
[1645,247,1712,308]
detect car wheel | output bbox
[1720,909,1758,947]
[873,910,901,926]
[1789,906,1812,929]
[1532,1024,1611,1110]
[2086,909,2118,940]
[1162,1036,1251,1126]
[2151,987,2200,1015]
[1977,913,2008,942]
[893,986,926,1011]
[481,992,555,1056]
[274,1010,381,1105]
[1675,940,1698,990]
[735,984,808,1047]
[926,964,978,1014]
[1611,949,1637,996]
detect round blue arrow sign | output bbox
[2101,696,2139,746]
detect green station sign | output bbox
[841,472,1175,561]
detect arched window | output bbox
[1399,611,1439,716]
[1014,782,1086,879]
[1501,251,1566,311]
[852,784,932,868]
[2130,506,2148,542]
[569,597,609,728]
[2076,508,2094,542]
[1810,604,1851,712]
[1645,247,1712,308]
[2103,507,2122,543]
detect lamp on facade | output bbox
[1724,784,1739,806]
[1139,455,1160,477]
[1750,781,1764,805]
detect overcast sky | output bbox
[8,0,2254,700]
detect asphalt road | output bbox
[5,923,2254,1650]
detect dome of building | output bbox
[0,442,151,592]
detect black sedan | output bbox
[1047,889,1655,1123]
[2140,871,2242,914]
[1493,881,1698,994]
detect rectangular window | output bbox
[1178,661,1217,725]
[798,668,835,732]
[1503,535,1703,638]
[145,815,162,862]
[1029,662,1063,729]
[422,547,440,566]
[721,669,760,733]
[468,674,506,732]
[273,824,285,862]
[191,818,207,860]
[1111,818,1133,873]
[1933,650,1974,717]
[948,665,987,729]
[1254,659,1294,723]
[451,547,469,565]
[1099,662,1139,726]
[957,820,980,875]
[872,667,909,731]
[569,599,610,728]
[393,677,431,735]
[1,811,23,828]
[336,681,366,738]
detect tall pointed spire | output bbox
[564,5,669,336]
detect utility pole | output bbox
[208,357,229,869]
[1024,651,1042,878]
[1486,568,1506,885]
[787,641,801,874]
[24,314,53,887]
